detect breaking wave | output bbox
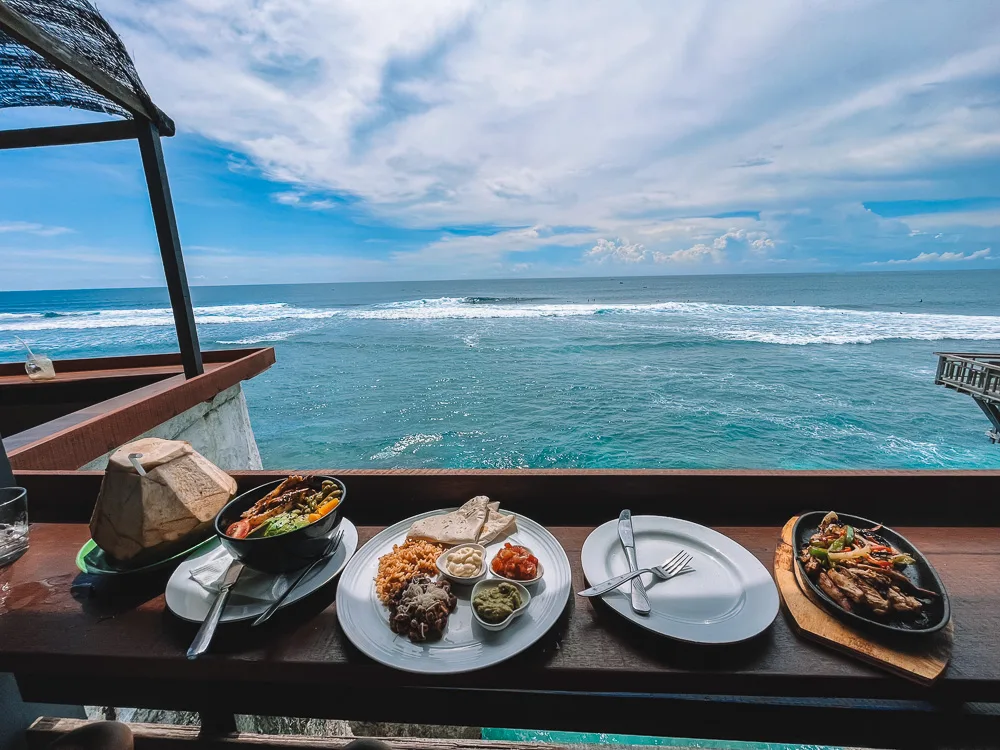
[347,297,1000,345]
[216,331,296,345]
[3,296,999,346]
[0,303,338,332]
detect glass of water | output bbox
[0,487,28,567]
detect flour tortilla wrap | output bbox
[478,501,517,544]
[408,496,490,544]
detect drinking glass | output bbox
[0,487,29,567]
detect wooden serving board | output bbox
[774,516,952,685]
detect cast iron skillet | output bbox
[215,476,346,574]
[792,511,950,636]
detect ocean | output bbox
[2,270,999,470]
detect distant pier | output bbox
[935,352,1000,443]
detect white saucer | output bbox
[165,518,358,623]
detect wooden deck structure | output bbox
[1,348,274,470]
[2,0,219,479]
[935,352,1000,443]
[3,469,1000,748]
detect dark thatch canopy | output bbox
[0,0,197,378]
[0,0,155,120]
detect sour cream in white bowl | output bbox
[436,543,487,584]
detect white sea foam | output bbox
[370,433,443,460]
[3,295,998,346]
[344,296,1000,345]
[0,303,338,332]
[217,330,295,345]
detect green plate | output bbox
[75,535,218,576]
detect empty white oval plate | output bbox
[580,516,778,644]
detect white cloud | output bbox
[0,221,72,237]
[585,238,647,264]
[85,0,1000,274]
[587,228,773,265]
[869,248,994,265]
[272,192,340,210]
[653,243,725,264]
[904,210,1000,229]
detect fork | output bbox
[578,550,694,598]
[251,526,345,627]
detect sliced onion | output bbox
[828,541,871,563]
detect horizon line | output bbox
[2,265,998,296]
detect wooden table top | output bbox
[1,522,997,707]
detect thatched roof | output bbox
[0,0,171,131]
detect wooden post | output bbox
[198,710,237,735]
[136,120,203,379]
[0,432,13,487]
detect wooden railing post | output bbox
[136,120,203,379]
[0,431,14,487]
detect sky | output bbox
[1,0,1000,290]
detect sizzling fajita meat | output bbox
[799,511,936,622]
[826,568,865,604]
[817,571,853,612]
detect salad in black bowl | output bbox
[215,475,346,573]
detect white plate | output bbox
[336,510,571,674]
[165,519,359,623]
[580,516,778,644]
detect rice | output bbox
[375,539,445,604]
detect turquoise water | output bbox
[2,270,999,469]
[481,728,837,750]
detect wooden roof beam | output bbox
[0,1,175,135]
[0,120,140,149]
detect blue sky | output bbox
[2,0,999,290]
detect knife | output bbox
[187,559,245,659]
[618,510,650,615]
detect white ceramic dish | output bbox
[437,543,488,585]
[471,579,530,631]
[165,519,358,623]
[580,515,778,644]
[336,509,572,674]
[489,543,544,586]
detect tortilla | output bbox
[478,501,517,544]
[408,496,489,545]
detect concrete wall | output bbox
[80,384,262,471]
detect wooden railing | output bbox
[3,348,275,469]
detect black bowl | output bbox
[215,476,346,574]
[792,511,950,636]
